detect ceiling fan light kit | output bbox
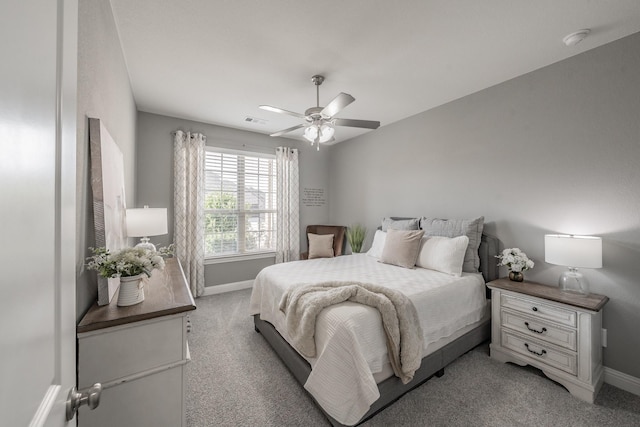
[304,123,335,145]
[259,75,380,150]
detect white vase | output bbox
[117,274,145,306]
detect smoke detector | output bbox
[563,29,590,47]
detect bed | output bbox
[250,217,499,426]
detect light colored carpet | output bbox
[186,289,640,426]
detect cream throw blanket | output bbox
[279,281,424,384]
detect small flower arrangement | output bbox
[87,244,174,279]
[496,247,534,273]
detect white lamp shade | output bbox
[544,234,602,268]
[126,207,168,237]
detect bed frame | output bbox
[253,233,499,426]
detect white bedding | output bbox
[249,254,487,425]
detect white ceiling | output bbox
[110,0,640,144]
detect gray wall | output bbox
[136,111,330,286]
[76,0,138,321]
[329,33,640,378]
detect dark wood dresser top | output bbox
[78,258,196,334]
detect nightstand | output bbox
[487,278,609,403]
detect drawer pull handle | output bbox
[524,343,547,357]
[532,306,538,312]
[524,322,547,334]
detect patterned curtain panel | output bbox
[173,131,206,297]
[275,147,300,263]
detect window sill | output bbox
[204,252,276,265]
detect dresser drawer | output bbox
[501,309,577,351]
[78,315,186,388]
[501,294,576,327]
[501,330,577,375]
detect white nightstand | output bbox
[487,278,609,403]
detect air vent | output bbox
[244,116,268,125]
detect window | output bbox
[204,147,277,258]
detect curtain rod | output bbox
[170,130,297,153]
[171,130,204,137]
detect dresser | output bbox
[487,278,608,403]
[77,258,196,427]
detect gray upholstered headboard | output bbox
[375,217,499,283]
[478,233,499,283]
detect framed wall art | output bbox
[89,117,128,305]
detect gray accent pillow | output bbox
[419,216,485,273]
[379,229,425,269]
[381,217,420,232]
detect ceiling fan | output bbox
[259,75,380,150]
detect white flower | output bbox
[152,255,165,270]
[496,248,534,272]
[86,244,174,278]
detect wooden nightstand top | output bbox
[487,278,609,312]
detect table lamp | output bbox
[125,206,168,251]
[544,234,602,294]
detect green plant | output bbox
[346,224,367,253]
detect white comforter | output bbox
[249,254,487,425]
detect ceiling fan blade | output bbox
[270,124,306,137]
[259,105,307,120]
[321,92,355,118]
[333,118,380,129]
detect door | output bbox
[0,0,78,426]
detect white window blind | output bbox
[204,147,277,258]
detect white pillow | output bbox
[308,233,334,259]
[419,216,484,273]
[367,230,387,259]
[416,235,470,276]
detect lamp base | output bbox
[135,237,156,252]
[559,267,588,294]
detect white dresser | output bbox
[487,278,608,403]
[77,258,195,427]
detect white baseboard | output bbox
[604,366,640,397]
[202,280,254,296]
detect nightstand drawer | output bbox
[501,294,576,327]
[501,309,577,351]
[502,330,577,375]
